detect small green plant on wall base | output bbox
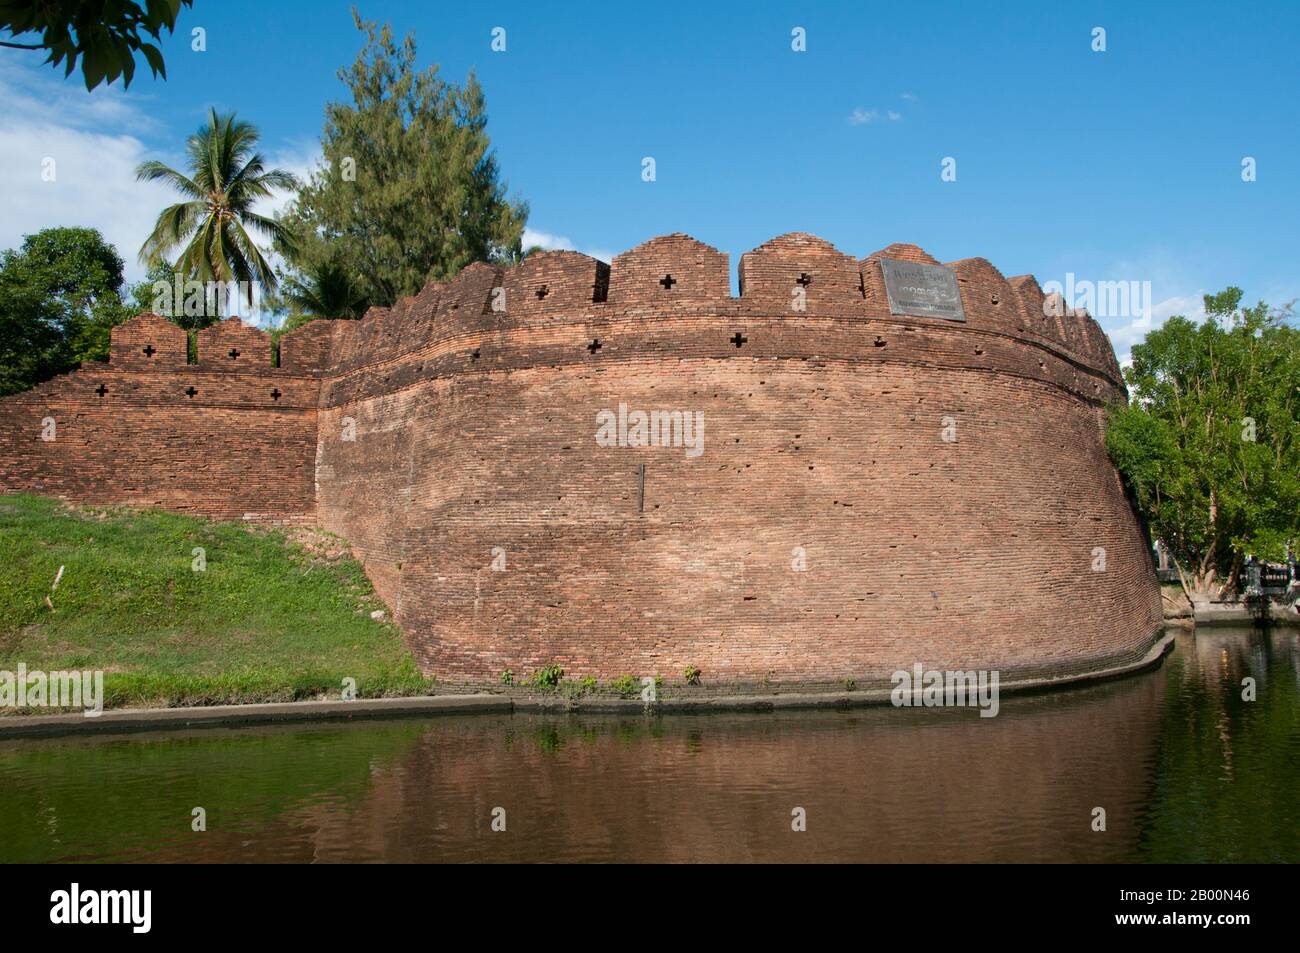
[529,665,564,691]
[610,675,638,697]
[561,676,598,700]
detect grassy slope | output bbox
[0,493,432,710]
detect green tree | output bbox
[136,108,298,308]
[1106,288,1300,602]
[0,0,194,91]
[280,10,527,307]
[126,261,177,314]
[0,227,131,396]
[124,261,220,333]
[282,260,369,321]
[504,243,546,265]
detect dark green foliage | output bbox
[0,0,194,90]
[1106,289,1300,596]
[281,260,369,321]
[0,227,132,395]
[280,11,527,307]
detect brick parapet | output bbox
[306,234,1124,402]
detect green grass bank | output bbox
[0,493,432,711]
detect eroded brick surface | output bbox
[0,234,1162,682]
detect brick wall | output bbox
[0,233,1163,681]
[0,317,320,521]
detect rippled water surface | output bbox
[2,627,1298,863]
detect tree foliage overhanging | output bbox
[0,0,194,90]
[279,10,528,309]
[1106,288,1300,598]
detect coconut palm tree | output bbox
[136,108,298,305]
[282,260,369,320]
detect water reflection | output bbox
[1133,627,1300,863]
[1,627,1296,863]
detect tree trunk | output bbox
[1176,557,1220,611]
[1219,549,1244,600]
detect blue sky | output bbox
[1,0,1296,360]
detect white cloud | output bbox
[0,61,172,283]
[1105,292,1205,366]
[1037,252,1215,367]
[901,92,918,102]
[256,142,320,221]
[0,59,301,287]
[522,227,575,252]
[1108,284,1300,365]
[0,55,164,134]
[522,227,611,263]
[0,124,173,285]
[250,142,321,294]
[849,107,901,125]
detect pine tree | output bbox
[281,12,528,307]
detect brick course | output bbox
[0,233,1163,681]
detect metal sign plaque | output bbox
[879,258,966,322]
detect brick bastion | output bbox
[0,233,1164,684]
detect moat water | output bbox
[2,626,1297,863]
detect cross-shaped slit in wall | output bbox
[796,273,812,287]
[535,285,549,300]
[270,388,282,401]
[228,348,240,359]
[660,274,676,290]
[185,386,198,398]
[95,383,107,397]
[731,331,747,348]
[142,345,155,357]
[587,338,602,354]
